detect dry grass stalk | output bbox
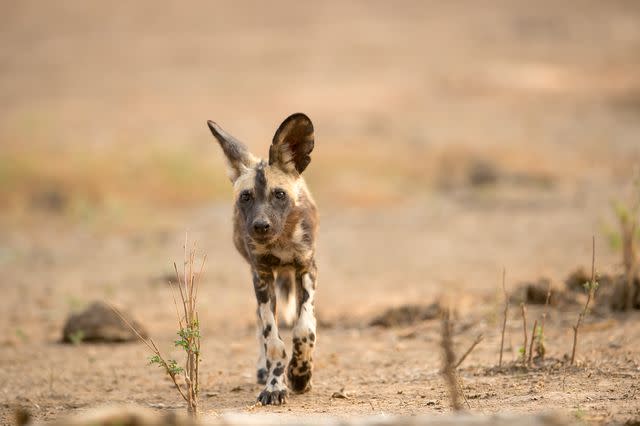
[440,309,463,411]
[620,212,638,311]
[527,319,537,367]
[615,172,640,311]
[455,334,484,369]
[112,233,205,416]
[536,284,552,359]
[499,268,508,367]
[520,303,528,364]
[570,236,597,366]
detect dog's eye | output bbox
[274,190,287,200]
[239,191,252,202]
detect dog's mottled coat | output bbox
[207,113,318,405]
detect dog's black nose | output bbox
[253,221,271,234]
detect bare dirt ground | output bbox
[1,1,640,424]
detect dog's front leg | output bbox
[253,269,289,405]
[287,262,317,393]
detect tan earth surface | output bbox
[1,1,639,424]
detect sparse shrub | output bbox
[112,234,205,417]
[570,237,598,366]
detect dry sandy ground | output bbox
[1,1,640,424]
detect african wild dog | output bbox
[206,113,318,406]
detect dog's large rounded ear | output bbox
[207,120,256,182]
[269,113,314,175]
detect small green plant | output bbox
[15,328,27,341]
[520,303,528,365]
[534,324,545,359]
[112,234,205,417]
[149,355,184,376]
[68,330,85,345]
[536,284,551,360]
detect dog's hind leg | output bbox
[276,269,297,328]
[287,262,317,393]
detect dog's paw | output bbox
[257,388,288,406]
[256,368,268,385]
[287,367,312,393]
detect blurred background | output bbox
[2,0,640,361]
[2,1,640,420]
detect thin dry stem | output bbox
[570,236,596,366]
[440,309,462,411]
[109,303,189,403]
[499,268,508,367]
[521,303,528,365]
[455,334,484,369]
[111,234,204,416]
[536,283,552,359]
[527,319,537,367]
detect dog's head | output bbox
[207,113,314,244]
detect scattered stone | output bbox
[30,188,68,213]
[510,279,558,305]
[61,301,148,343]
[565,268,613,294]
[369,303,442,328]
[607,274,640,311]
[331,388,350,399]
[468,160,499,187]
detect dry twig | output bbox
[520,303,528,364]
[440,309,462,411]
[499,268,508,367]
[570,236,597,366]
[455,334,484,369]
[527,319,537,367]
[536,283,552,359]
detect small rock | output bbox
[468,159,500,186]
[510,279,558,305]
[62,301,148,343]
[331,388,350,399]
[369,303,442,327]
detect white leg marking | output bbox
[257,302,288,405]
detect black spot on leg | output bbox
[257,368,268,384]
[263,324,272,339]
[255,289,269,305]
[302,337,307,343]
[301,288,310,304]
[270,378,278,386]
[273,365,285,376]
[287,367,312,394]
[266,359,272,371]
[293,338,302,352]
[309,332,315,342]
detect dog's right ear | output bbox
[207,120,256,182]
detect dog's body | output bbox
[207,113,318,405]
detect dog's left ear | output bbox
[269,113,314,175]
